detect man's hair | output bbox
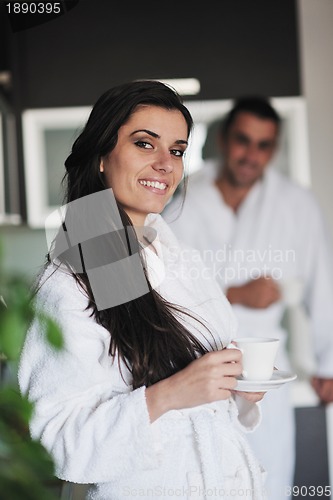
[220,96,281,137]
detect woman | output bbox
[18,80,267,499]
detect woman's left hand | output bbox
[231,390,266,403]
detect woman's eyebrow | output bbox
[130,128,159,138]
[130,129,188,145]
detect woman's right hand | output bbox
[145,348,242,422]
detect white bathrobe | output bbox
[18,213,267,500]
[163,162,333,500]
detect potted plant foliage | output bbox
[0,242,64,500]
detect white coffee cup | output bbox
[228,337,280,381]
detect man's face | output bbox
[220,112,279,187]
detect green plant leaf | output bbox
[44,316,64,350]
[0,310,27,360]
[0,388,33,430]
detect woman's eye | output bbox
[134,141,153,149]
[171,149,184,157]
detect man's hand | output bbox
[226,276,281,309]
[311,377,333,404]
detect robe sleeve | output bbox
[297,191,333,377]
[234,396,262,431]
[18,267,159,484]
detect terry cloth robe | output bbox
[18,213,267,500]
[163,162,333,500]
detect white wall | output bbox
[297,3,333,486]
[297,0,333,243]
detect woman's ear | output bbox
[99,159,104,173]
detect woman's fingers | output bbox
[149,347,244,415]
[200,349,243,377]
[202,347,242,367]
[233,390,266,403]
[184,349,242,395]
[220,376,239,391]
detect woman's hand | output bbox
[232,390,266,403]
[146,348,242,422]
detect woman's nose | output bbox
[152,150,173,173]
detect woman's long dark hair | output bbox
[51,80,214,389]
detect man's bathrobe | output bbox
[18,214,266,500]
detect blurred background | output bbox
[1,0,332,278]
[0,0,333,495]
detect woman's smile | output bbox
[138,178,168,194]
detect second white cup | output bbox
[229,337,280,381]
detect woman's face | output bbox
[100,105,189,226]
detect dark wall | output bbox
[0,0,301,222]
[3,0,301,109]
[293,406,331,499]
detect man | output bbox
[163,96,333,499]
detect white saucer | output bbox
[235,370,297,392]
